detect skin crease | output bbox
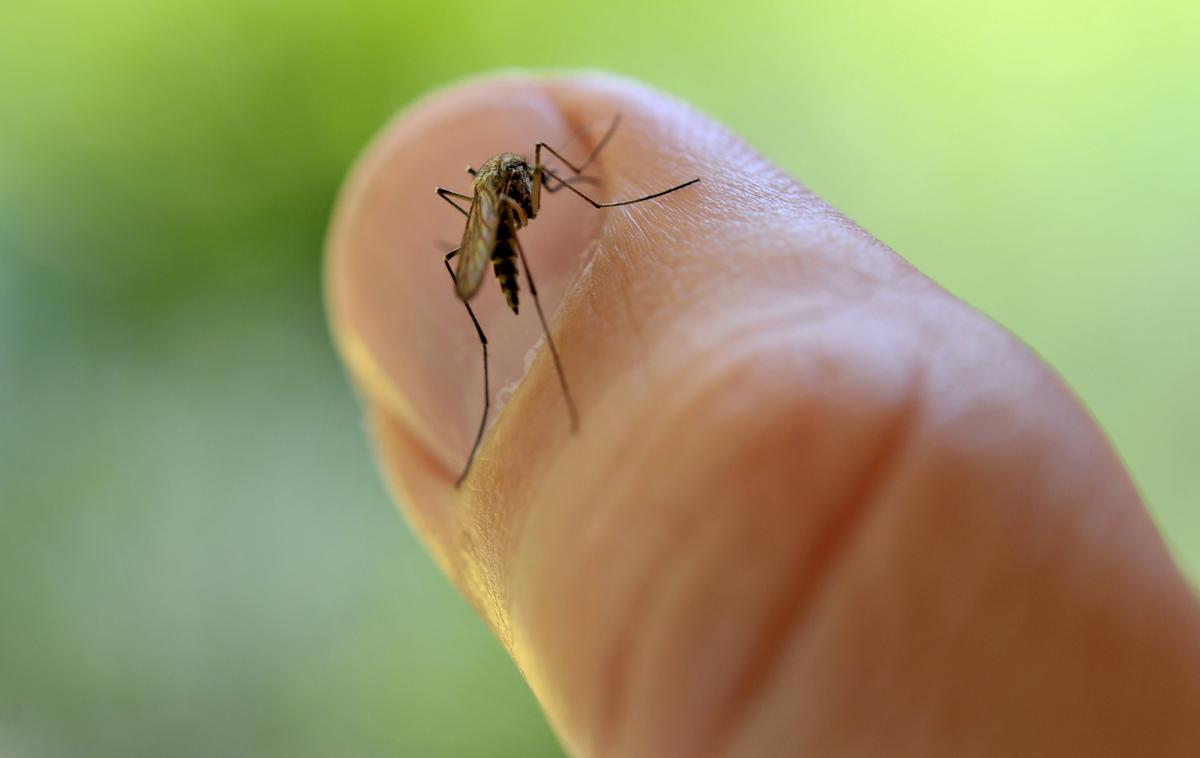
[325,74,1200,756]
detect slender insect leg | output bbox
[503,216,580,433]
[443,247,489,486]
[535,113,622,176]
[436,187,472,216]
[532,115,620,212]
[542,174,600,193]
[542,167,700,209]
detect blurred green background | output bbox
[2,1,1197,755]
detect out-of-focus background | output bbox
[2,1,1197,755]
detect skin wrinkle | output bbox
[612,342,912,756]
[587,347,779,754]
[716,348,1200,755]
[582,308,850,754]
[523,304,909,754]
[589,477,703,756]
[701,370,923,758]
[507,309,756,745]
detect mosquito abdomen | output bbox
[492,239,520,314]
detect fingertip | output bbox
[325,68,897,609]
[327,72,1200,758]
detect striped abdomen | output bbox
[492,235,520,314]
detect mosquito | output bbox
[435,114,700,486]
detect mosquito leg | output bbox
[535,113,622,176]
[542,167,700,209]
[542,174,600,193]
[508,233,578,431]
[532,115,619,213]
[443,247,489,486]
[502,214,579,433]
[436,187,472,217]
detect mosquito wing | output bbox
[454,186,500,300]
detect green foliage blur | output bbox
[2,1,1197,755]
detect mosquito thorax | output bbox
[476,152,536,222]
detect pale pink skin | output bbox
[325,74,1200,757]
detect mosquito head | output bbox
[476,152,537,222]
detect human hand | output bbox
[325,74,1200,756]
